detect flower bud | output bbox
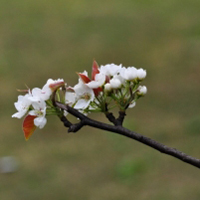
[110,77,122,89]
[128,101,136,108]
[104,83,112,92]
[137,69,146,80]
[137,86,147,96]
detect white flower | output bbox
[129,101,136,108]
[28,88,44,102]
[120,66,137,81]
[41,79,66,101]
[12,94,32,119]
[104,83,112,92]
[65,90,76,106]
[137,69,146,80]
[73,81,95,110]
[64,89,77,116]
[99,64,122,77]
[40,79,56,100]
[28,100,47,129]
[86,73,106,89]
[137,85,147,95]
[28,78,65,102]
[109,75,122,89]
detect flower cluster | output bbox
[65,61,147,113]
[12,61,147,140]
[12,79,65,140]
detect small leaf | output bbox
[92,60,99,80]
[23,115,37,140]
[78,73,91,83]
[93,88,102,96]
[49,81,65,91]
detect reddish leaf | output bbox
[93,88,103,96]
[92,60,100,80]
[49,81,65,91]
[78,73,91,83]
[23,115,37,140]
[78,60,101,96]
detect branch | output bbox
[55,101,200,169]
[117,111,126,125]
[105,112,120,126]
[104,103,126,126]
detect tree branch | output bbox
[55,101,200,169]
[117,111,126,126]
[104,102,126,126]
[105,112,119,126]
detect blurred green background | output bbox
[1,0,200,199]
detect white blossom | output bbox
[99,64,122,77]
[12,93,32,119]
[86,73,106,89]
[120,66,137,81]
[129,101,136,108]
[12,61,148,140]
[73,81,95,110]
[29,88,44,102]
[109,76,122,89]
[41,78,65,101]
[137,68,146,80]
[65,90,76,106]
[137,85,147,95]
[28,100,47,129]
[104,83,112,92]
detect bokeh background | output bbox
[1,0,200,199]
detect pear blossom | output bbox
[104,83,112,92]
[65,89,76,106]
[12,60,147,140]
[28,88,44,102]
[137,85,147,96]
[137,69,146,80]
[29,79,65,101]
[28,100,47,129]
[109,76,122,89]
[73,80,95,110]
[129,101,136,108]
[78,62,103,96]
[12,93,32,119]
[120,66,137,81]
[86,73,106,89]
[99,64,122,77]
[43,78,65,91]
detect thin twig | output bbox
[55,101,200,169]
[104,103,126,126]
[117,111,126,126]
[105,112,119,126]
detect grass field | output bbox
[1,0,200,199]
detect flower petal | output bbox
[34,116,47,129]
[23,115,37,140]
[74,99,90,109]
